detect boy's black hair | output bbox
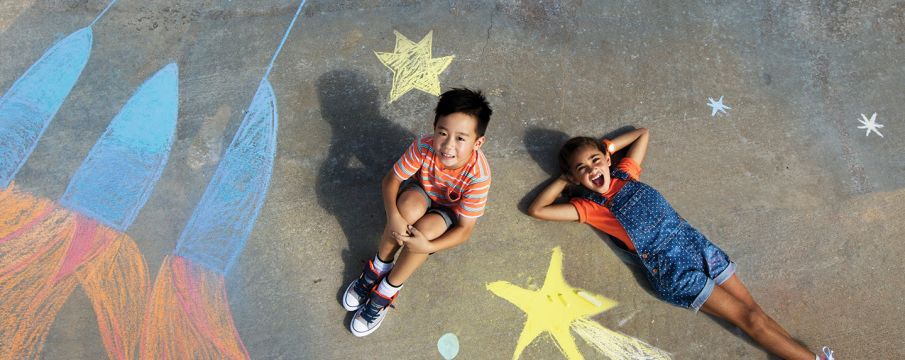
[434,88,492,137]
[558,136,606,175]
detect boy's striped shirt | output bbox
[393,135,491,219]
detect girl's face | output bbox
[566,145,612,193]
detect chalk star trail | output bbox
[487,247,671,360]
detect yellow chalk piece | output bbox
[577,291,602,308]
[486,247,617,360]
[374,30,454,103]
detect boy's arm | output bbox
[608,128,649,167]
[382,170,409,237]
[527,176,580,221]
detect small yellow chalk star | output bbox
[375,30,454,103]
[487,247,617,360]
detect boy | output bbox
[342,88,492,337]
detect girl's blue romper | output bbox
[580,168,736,310]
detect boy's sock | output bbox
[373,254,393,275]
[376,277,402,297]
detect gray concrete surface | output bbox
[1,0,904,359]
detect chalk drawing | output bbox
[143,1,305,357]
[140,255,250,359]
[0,190,149,359]
[172,0,306,275]
[487,247,671,360]
[0,0,118,189]
[857,112,884,137]
[375,30,454,103]
[0,28,92,188]
[172,79,276,273]
[706,96,731,117]
[1,0,307,357]
[0,63,175,360]
[59,63,178,231]
[438,332,460,360]
[572,318,671,360]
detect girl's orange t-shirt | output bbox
[569,158,642,252]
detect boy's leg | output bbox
[343,187,428,312]
[718,274,793,339]
[350,212,448,336]
[701,285,815,360]
[377,187,430,262]
[386,212,449,286]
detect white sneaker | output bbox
[349,288,396,337]
[820,346,835,360]
[342,260,382,311]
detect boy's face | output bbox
[566,145,612,193]
[434,112,485,170]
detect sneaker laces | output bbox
[352,276,372,298]
[361,297,395,323]
[352,260,379,298]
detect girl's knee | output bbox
[741,307,770,335]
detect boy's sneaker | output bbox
[349,287,397,337]
[819,346,835,360]
[342,260,383,311]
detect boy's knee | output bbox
[396,190,428,223]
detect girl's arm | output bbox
[527,176,580,221]
[608,128,650,167]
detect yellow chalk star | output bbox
[487,247,618,360]
[375,30,454,103]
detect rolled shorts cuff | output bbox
[689,261,737,312]
[690,279,714,312]
[713,261,737,286]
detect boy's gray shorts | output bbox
[400,181,456,228]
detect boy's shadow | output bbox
[315,70,414,321]
[521,127,783,359]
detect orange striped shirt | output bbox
[393,135,491,219]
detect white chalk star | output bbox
[857,113,884,137]
[707,96,731,117]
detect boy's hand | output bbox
[393,225,434,254]
[387,213,409,246]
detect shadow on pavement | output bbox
[314,69,413,321]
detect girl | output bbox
[527,128,834,360]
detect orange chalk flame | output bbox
[76,231,149,360]
[1,185,247,360]
[140,255,249,360]
[1,185,78,359]
[1,185,149,359]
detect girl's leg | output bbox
[386,213,448,285]
[701,285,815,360]
[718,274,793,339]
[377,188,429,262]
